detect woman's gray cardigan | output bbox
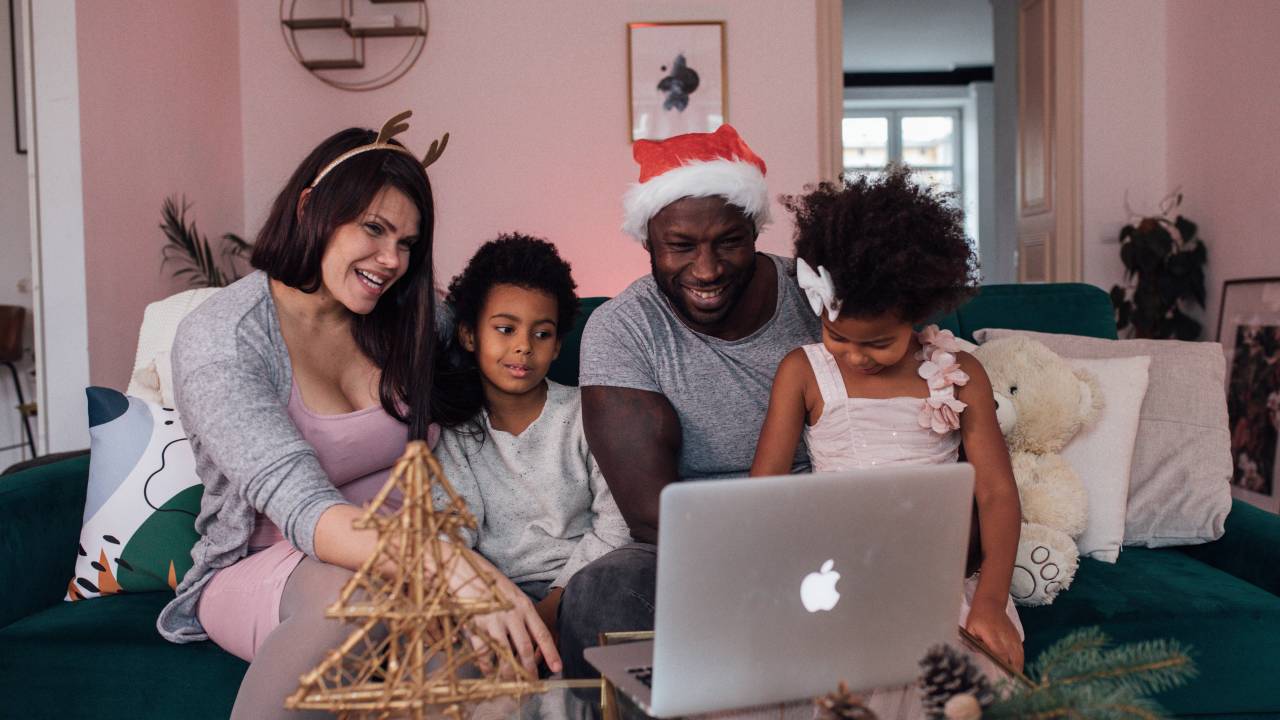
[157,272,348,643]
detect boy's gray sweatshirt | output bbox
[434,380,632,590]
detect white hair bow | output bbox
[796,258,841,321]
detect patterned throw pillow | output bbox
[66,387,202,601]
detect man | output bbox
[558,125,821,679]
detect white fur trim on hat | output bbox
[621,159,771,243]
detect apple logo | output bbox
[800,558,841,613]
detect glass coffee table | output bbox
[591,627,1029,720]
[425,628,1027,719]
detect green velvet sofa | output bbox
[2,283,1278,719]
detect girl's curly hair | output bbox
[784,166,979,324]
[434,233,580,430]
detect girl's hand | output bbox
[964,599,1024,672]
[450,550,562,677]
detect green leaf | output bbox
[1119,240,1138,276]
[158,194,247,288]
[1174,215,1197,244]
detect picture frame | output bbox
[1217,276,1280,513]
[8,0,26,155]
[627,21,726,143]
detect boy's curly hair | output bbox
[784,166,979,323]
[433,234,580,431]
[446,233,580,335]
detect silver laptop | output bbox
[585,464,974,717]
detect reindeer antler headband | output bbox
[308,110,449,189]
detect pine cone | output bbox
[918,644,995,719]
[815,681,877,720]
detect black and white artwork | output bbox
[628,22,725,142]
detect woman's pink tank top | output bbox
[246,379,429,549]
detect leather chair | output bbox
[0,305,36,458]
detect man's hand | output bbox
[581,386,683,544]
[964,599,1024,672]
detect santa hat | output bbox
[622,124,771,244]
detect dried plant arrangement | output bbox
[286,440,544,719]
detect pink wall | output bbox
[1166,0,1280,340]
[1080,0,1167,293]
[237,1,822,298]
[77,2,244,388]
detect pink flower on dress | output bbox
[917,348,970,391]
[919,395,968,434]
[917,325,963,354]
[915,324,971,434]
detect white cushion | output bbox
[974,328,1232,548]
[127,288,220,405]
[1062,355,1151,562]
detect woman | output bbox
[157,115,559,719]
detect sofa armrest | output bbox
[1178,499,1280,597]
[0,455,90,627]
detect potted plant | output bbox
[1109,192,1207,340]
[160,195,250,288]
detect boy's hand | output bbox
[964,600,1024,672]
[452,551,563,677]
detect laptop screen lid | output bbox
[648,464,974,717]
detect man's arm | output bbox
[581,386,682,544]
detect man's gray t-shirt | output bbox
[579,253,822,479]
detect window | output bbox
[842,108,962,201]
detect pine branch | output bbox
[988,685,1170,720]
[1031,627,1110,684]
[1052,649,1196,696]
[984,628,1194,720]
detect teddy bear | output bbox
[971,335,1103,606]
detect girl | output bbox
[157,115,556,719]
[750,168,1025,670]
[435,234,632,665]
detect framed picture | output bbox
[8,0,26,154]
[1218,276,1280,513]
[627,21,726,143]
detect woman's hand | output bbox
[964,599,1024,672]
[449,550,562,677]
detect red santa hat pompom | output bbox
[621,124,771,244]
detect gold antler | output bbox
[308,110,450,188]
[422,132,450,169]
[375,110,413,145]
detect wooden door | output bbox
[1017,0,1081,282]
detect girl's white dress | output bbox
[800,325,1024,638]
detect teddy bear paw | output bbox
[1011,524,1079,607]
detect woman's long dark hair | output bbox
[251,127,461,438]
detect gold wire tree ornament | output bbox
[286,440,544,719]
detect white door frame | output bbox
[23,0,90,454]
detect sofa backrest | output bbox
[545,283,1116,386]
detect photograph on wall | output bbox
[1219,277,1280,512]
[628,21,726,143]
